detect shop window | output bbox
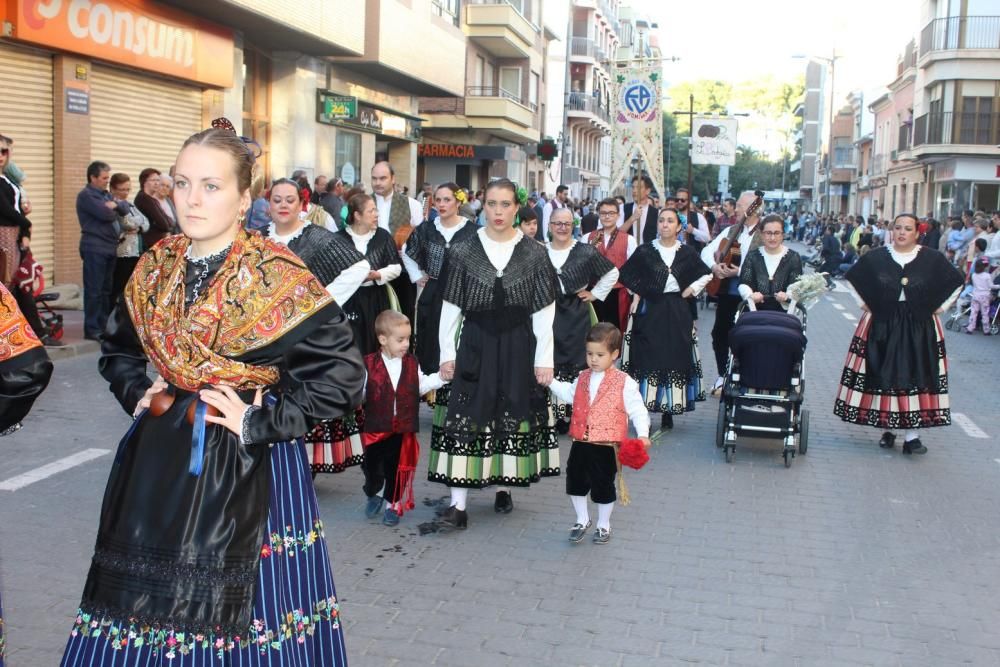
[243,49,271,180]
[336,131,361,186]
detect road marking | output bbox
[825,296,836,303]
[953,413,988,439]
[0,448,111,492]
[832,303,845,311]
[842,312,857,321]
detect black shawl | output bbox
[272,223,365,287]
[405,219,477,279]
[739,248,804,296]
[552,242,616,294]
[443,233,556,314]
[845,246,963,320]
[336,226,399,272]
[619,242,710,299]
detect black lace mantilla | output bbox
[91,548,257,586]
[337,227,399,271]
[282,224,366,287]
[618,243,709,298]
[405,220,477,279]
[442,234,556,313]
[553,242,616,294]
[739,249,803,296]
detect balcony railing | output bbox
[571,36,596,58]
[897,123,911,152]
[599,0,618,27]
[920,16,1000,56]
[467,86,538,112]
[567,92,611,123]
[913,111,1000,146]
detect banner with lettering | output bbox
[691,116,738,166]
[609,65,664,197]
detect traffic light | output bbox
[537,139,559,161]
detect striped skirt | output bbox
[834,309,951,430]
[60,440,347,666]
[428,384,560,489]
[305,412,364,475]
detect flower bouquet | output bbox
[787,273,828,311]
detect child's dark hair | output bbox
[974,258,989,273]
[586,322,622,353]
[975,237,987,252]
[374,310,410,337]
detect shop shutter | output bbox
[0,44,55,281]
[91,64,202,192]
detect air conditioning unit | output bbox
[890,150,898,161]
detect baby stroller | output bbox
[716,300,809,467]
[15,249,64,341]
[944,284,973,331]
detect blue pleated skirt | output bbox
[60,440,347,666]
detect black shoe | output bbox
[494,490,513,514]
[84,333,101,341]
[555,419,570,435]
[42,336,65,347]
[440,505,468,529]
[661,412,673,430]
[902,438,927,455]
[878,432,896,449]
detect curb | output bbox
[44,340,100,361]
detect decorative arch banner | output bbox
[609,65,664,197]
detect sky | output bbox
[632,0,922,105]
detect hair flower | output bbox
[455,189,468,204]
[516,187,528,206]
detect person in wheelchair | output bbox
[738,214,803,312]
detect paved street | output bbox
[3,265,1000,666]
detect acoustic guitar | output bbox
[705,190,764,297]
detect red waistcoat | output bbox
[591,228,629,288]
[568,368,629,443]
[362,352,420,434]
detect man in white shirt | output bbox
[371,161,422,322]
[700,190,763,393]
[674,187,712,247]
[541,184,569,241]
[620,175,659,244]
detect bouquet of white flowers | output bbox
[787,273,828,311]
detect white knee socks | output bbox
[904,430,919,442]
[597,502,614,531]
[570,495,589,525]
[450,487,468,511]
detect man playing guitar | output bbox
[699,190,765,394]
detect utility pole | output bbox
[671,94,696,197]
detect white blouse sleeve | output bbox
[419,371,446,395]
[375,263,402,285]
[591,267,619,301]
[626,235,638,259]
[688,273,713,297]
[400,245,425,283]
[531,301,557,368]
[326,259,371,305]
[737,283,754,302]
[438,300,462,364]
[548,377,578,405]
[622,375,650,438]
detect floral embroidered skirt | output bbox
[305,412,364,475]
[834,309,951,430]
[60,439,347,666]
[428,384,560,489]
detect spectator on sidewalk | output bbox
[135,168,174,248]
[713,198,738,237]
[77,160,130,340]
[109,173,149,303]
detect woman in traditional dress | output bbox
[546,207,617,433]
[401,182,477,374]
[834,213,964,455]
[336,193,401,357]
[432,179,559,528]
[60,121,363,665]
[264,179,371,479]
[1,281,53,667]
[620,208,712,430]
[738,214,804,312]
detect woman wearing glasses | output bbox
[546,207,618,433]
[431,179,559,529]
[738,214,803,312]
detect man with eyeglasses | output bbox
[584,198,637,331]
[673,187,712,250]
[700,190,765,394]
[621,175,658,244]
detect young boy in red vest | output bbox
[548,322,650,544]
[362,310,444,526]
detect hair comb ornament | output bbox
[210,117,263,161]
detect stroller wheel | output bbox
[783,450,792,468]
[724,446,734,464]
[715,402,727,448]
[991,323,999,336]
[945,318,955,331]
[798,410,809,455]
